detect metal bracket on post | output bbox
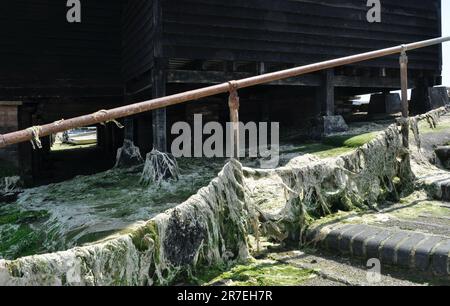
[228,81,240,159]
[399,45,409,148]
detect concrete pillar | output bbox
[368,93,402,116]
[411,86,449,115]
[315,69,348,136]
[429,86,449,108]
[410,77,434,115]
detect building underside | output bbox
[0,0,444,184]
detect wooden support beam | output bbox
[316,69,335,116]
[324,69,335,116]
[151,64,167,152]
[151,0,167,152]
[124,117,135,141]
[167,70,322,86]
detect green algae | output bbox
[314,147,355,159]
[0,225,47,259]
[307,210,358,228]
[280,132,379,160]
[0,209,49,226]
[323,132,379,148]
[281,143,354,159]
[419,121,450,134]
[203,260,315,286]
[388,200,450,220]
[131,221,159,254]
[0,157,225,260]
[0,209,51,259]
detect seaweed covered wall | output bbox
[0,160,252,286]
[1,109,448,286]
[245,125,413,244]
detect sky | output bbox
[443,0,450,86]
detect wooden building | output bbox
[0,0,443,183]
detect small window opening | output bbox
[51,127,98,152]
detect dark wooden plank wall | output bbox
[0,0,123,94]
[0,0,443,96]
[122,0,155,84]
[161,0,441,72]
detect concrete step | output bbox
[307,224,450,276]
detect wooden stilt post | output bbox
[228,81,240,159]
[323,69,335,116]
[399,46,409,148]
[151,0,167,152]
[152,60,168,152]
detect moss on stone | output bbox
[131,221,159,253]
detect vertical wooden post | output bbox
[315,69,334,116]
[400,47,409,148]
[323,69,335,116]
[228,81,240,159]
[123,94,134,142]
[151,0,167,152]
[152,64,167,152]
[124,117,134,141]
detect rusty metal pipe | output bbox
[228,81,240,159]
[1,36,449,149]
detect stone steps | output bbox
[307,224,450,276]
